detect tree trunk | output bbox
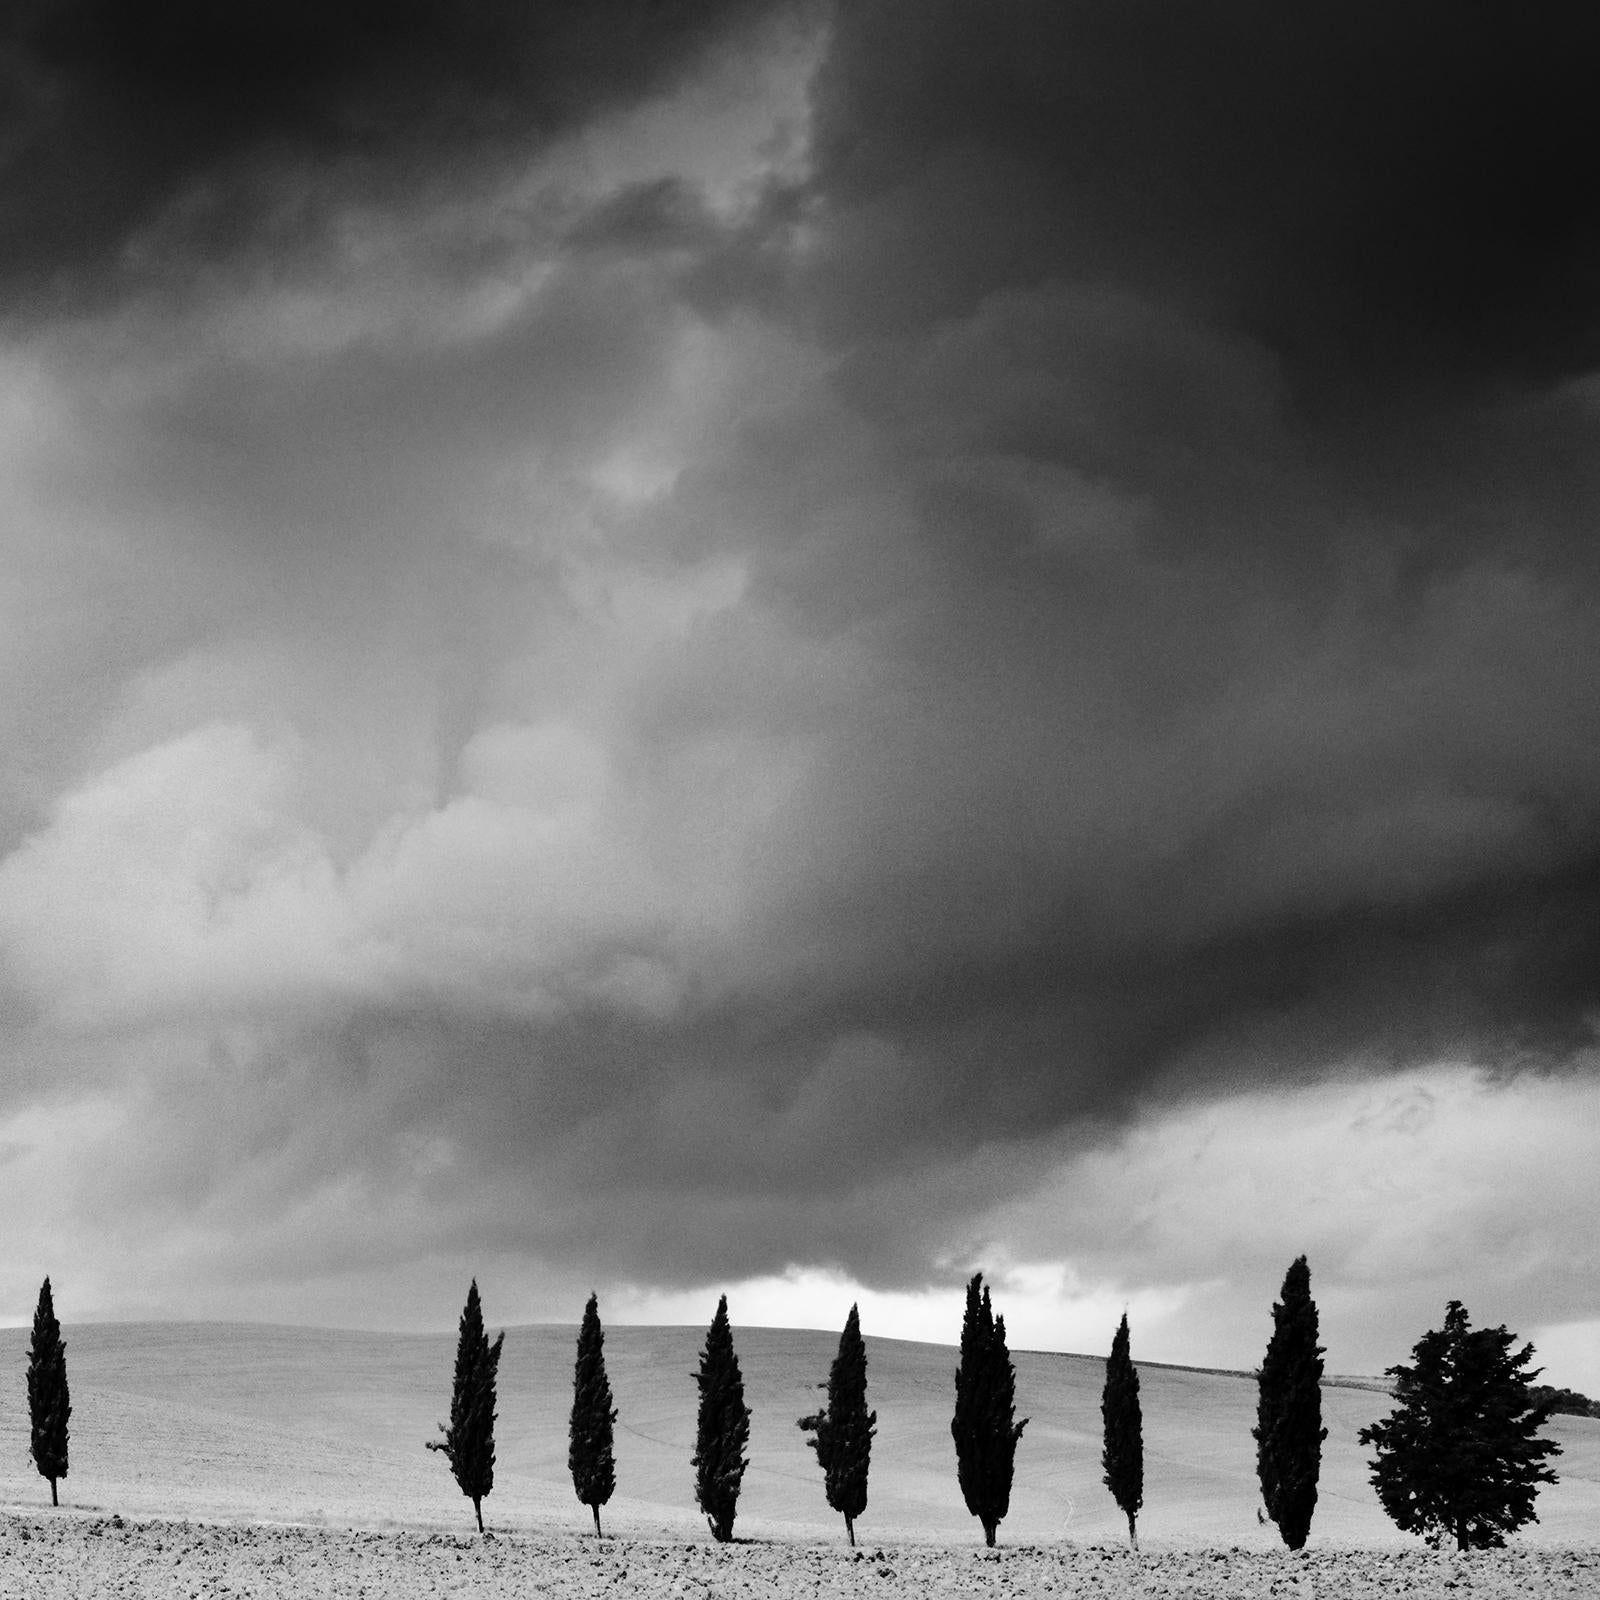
[474,1497,484,1535]
[846,1516,855,1548]
[1127,1510,1138,1551]
[983,1519,996,1548]
[592,1503,603,1538]
[50,1479,58,1508]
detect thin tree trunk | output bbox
[50,1479,58,1508]
[1127,1510,1138,1551]
[592,1503,602,1538]
[984,1520,996,1548]
[474,1497,484,1535]
[846,1516,855,1548]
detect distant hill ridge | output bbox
[44,1317,1392,1386]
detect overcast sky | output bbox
[3,1,1599,1389]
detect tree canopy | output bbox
[1253,1255,1326,1550]
[1359,1300,1561,1550]
[950,1272,1028,1547]
[569,1292,618,1537]
[1100,1311,1143,1549]
[28,1276,71,1507]
[798,1302,877,1545]
[426,1279,505,1534]
[693,1295,751,1543]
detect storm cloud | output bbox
[1,1,1598,1372]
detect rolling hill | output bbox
[1,1321,1595,1547]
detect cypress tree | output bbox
[797,1302,877,1545]
[692,1294,750,1542]
[27,1277,70,1507]
[1253,1255,1326,1550]
[426,1278,505,1534]
[1100,1311,1143,1549]
[569,1292,618,1537]
[1360,1301,1561,1550]
[950,1271,1028,1547]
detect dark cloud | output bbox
[597,0,1600,1229]
[0,0,788,299]
[2,0,1600,1343]
[804,1,1600,400]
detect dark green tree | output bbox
[1253,1255,1326,1550]
[950,1272,1028,1547]
[569,1292,618,1537]
[798,1302,877,1546]
[1100,1311,1143,1549]
[692,1295,750,1542]
[27,1277,70,1507]
[426,1279,505,1534]
[1529,1385,1599,1419]
[1359,1300,1561,1551]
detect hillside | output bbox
[2,1322,1595,1547]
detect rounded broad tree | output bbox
[1359,1300,1561,1551]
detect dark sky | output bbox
[1,1,1597,1378]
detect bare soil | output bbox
[3,1512,1598,1599]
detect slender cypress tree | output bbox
[27,1277,70,1507]
[426,1279,505,1534]
[950,1272,1028,1547]
[1253,1255,1326,1550]
[692,1295,751,1542]
[1100,1311,1143,1549]
[569,1292,618,1537]
[798,1302,877,1545]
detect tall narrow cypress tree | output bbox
[798,1302,877,1545]
[569,1292,618,1537]
[950,1272,1028,1547]
[1253,1255,1326,1550]
[1101,1311,1143,1549]
[692,1294,750,1542]
[28,1277,70,1507]
[426,1279,505,1534]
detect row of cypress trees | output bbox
[20,1265,1561,1554]
[430,1270,1057,1547]
[433,1262,1563,1554]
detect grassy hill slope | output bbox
[1,1322,1595,1547]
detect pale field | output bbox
[0,1322,1595,1595]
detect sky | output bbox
[2,1,1599,1391]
